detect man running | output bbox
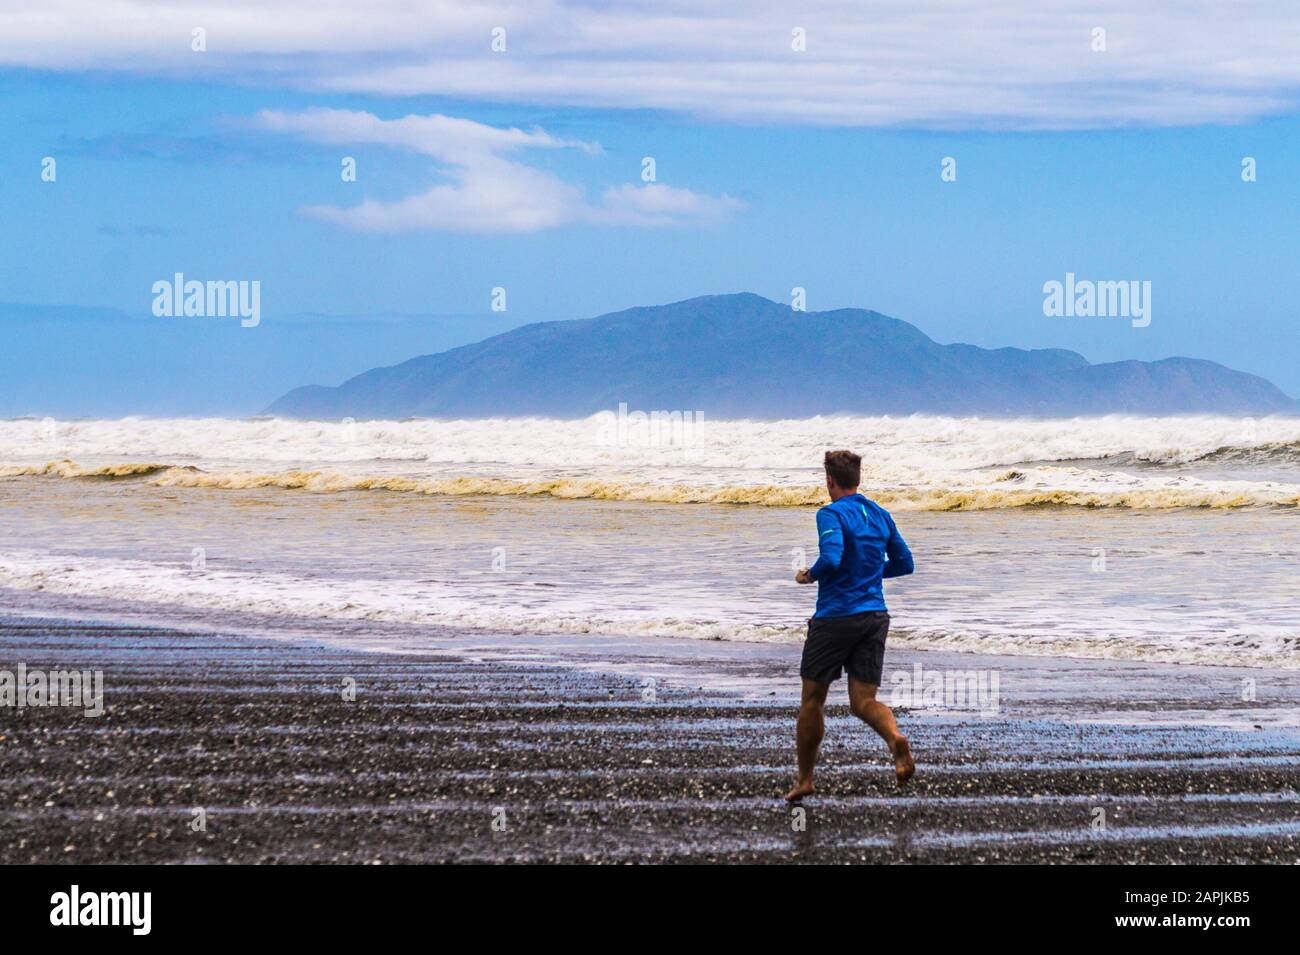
[786,449,915,801]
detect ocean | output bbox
[2,414,1298,669]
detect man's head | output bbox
[823,449,861,498]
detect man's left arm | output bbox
[800,509,843,583]
[881,513,914,578]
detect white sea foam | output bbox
[1,549,1294,668]
[6,413,1300,472]
[4,415,1297,669]
[4,414,1300,510]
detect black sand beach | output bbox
[2,616,1299,864]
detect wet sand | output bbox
[2,616,1299,864]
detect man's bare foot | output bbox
[784,778,815,802]
[893,737,915,787]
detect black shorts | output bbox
[799,611,890,685]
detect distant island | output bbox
[266,293,1298,418]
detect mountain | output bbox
[265,294,1298,418]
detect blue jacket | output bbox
[807,493,914,618]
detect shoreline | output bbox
[2,614,1299,863]
[3,587,1298,691]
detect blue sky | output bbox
[3,2,1300,414]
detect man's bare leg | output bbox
[784,679,829,801]
[848,676,915,786]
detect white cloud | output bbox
[254,108,598,162]
[253,108,740,233]
[5,2,1300,128]
[596,184,745,227]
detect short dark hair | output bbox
[824,449,861,489]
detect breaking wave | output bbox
[4,414,1300,511]
[1187,440,1300,467]
[0,461,192,479]
[6,459,1299,511]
